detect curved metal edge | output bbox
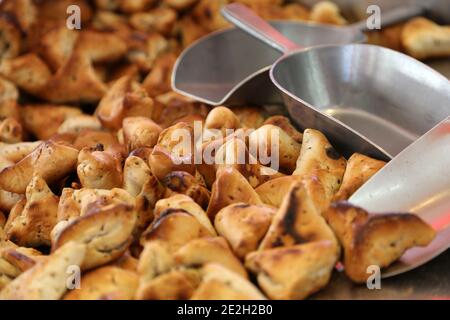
[269,43,450,161]
[172,20,367,106]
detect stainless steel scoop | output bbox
[222,3,450,160]
[173,0,449,107]
[350,116,450,277]
[172,21,365,106]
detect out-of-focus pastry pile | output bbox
[0,0,440,300]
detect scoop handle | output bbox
[221,3,301,53]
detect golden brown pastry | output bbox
[280,3,310,21]
[0,77,20,120]
[174,16,208,48]
[366,23,405,52]
[77,146,123,189]
[204,106,241,139]
[324,201,436,283]
[57,115,102,135]
[0,0,37,34]
[142,209,212,252]
[402,17,450,60]
[333,153,386,201]
[126,32,170,72]
[263,115,303,143]
[0,17,21,62]
[122,116,162,151]
[162,171,210,209]
[123,155,165,235]
[0,246,41,290]
[0,190,23,215]
[249,124,301,173]
[246,240,337,299]
[64,266,139,300]
[4,175,58,247]
[137,240,174,285]
[73,130,122,152]
[255,175,301,208]
[214,203,275,259]
[309,1,347,25]
[0,54,52,95]
[0,140,79,194]
[76,31,127,63]
[258,180,338,252]
[192,0,230,32]
[232,106,265,129]
[149,122,196,180]
[96,76,154,130]
[40,51,107,104]
[129,7,178,36]
[191,263,266,300]
[52,202,137,270]
[0,241,86,300]
[119,0,156,13]
[205,134,285,189]
[56,187,134,222]
[164,0,199,11]
[39,27,79,71]
[142,51,178,96]
[0,117,22,143]
[153,91,210,128]
[153,194,216,237]
[20,104,82,140]
[0,141,42,164]
[174,237,248,278]
[136,268,201,300]
[206,167,264,220]
[293,128,346,202]
[94,0,121,11]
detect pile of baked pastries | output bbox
[0,0,445,300]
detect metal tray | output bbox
[262,58,450,301]
[177,2,450,299]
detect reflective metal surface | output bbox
[172,2,450,298]
[173,0,450,108]
[272,44,450,157]
[221,3,394,160]
[172,21,364,106]
[314,249,450,299]
[350,117,450,277]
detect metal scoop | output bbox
[350,116,450,277]
[172,21,365,106]
[221,3,450,160]
[172,0,449,107]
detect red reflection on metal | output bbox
[431,296,450,300]
[429,212,450,231]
